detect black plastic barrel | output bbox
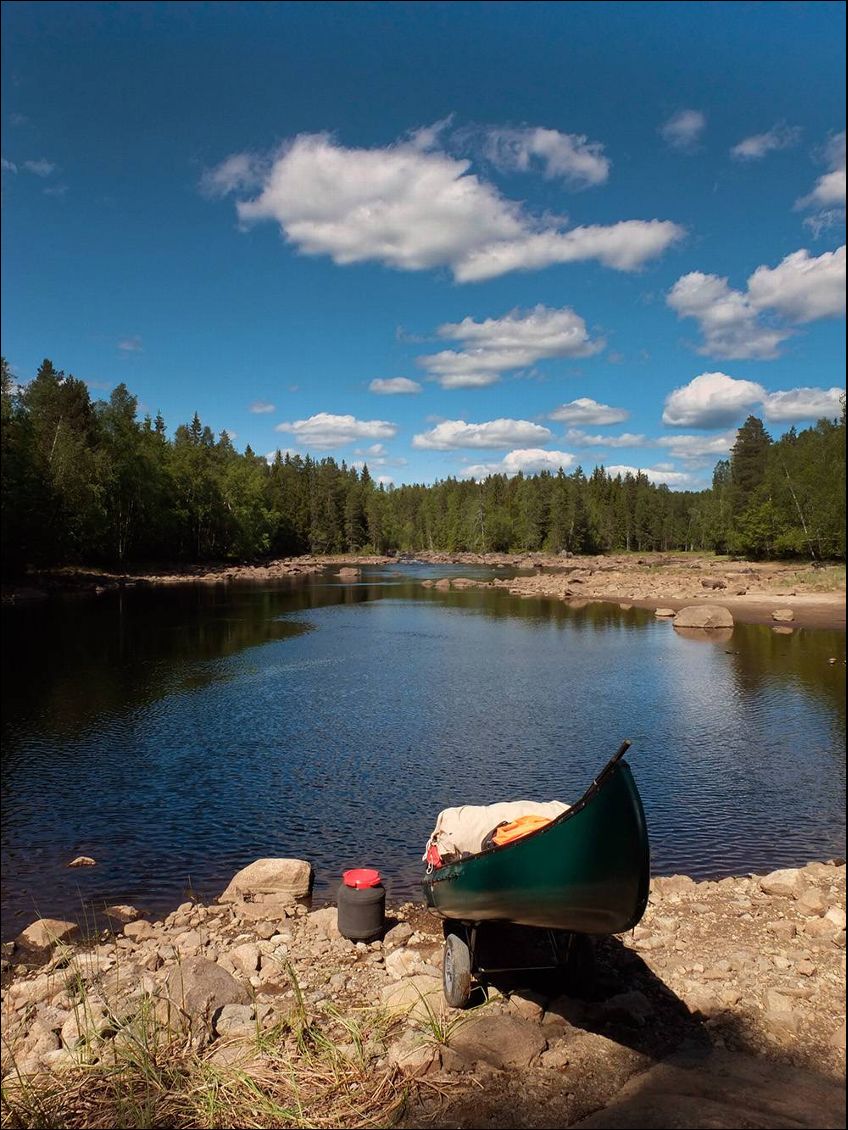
[337,868,386,942]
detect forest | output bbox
[1,358,845,571]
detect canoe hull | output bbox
[422,760,649,934]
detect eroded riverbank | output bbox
[1,859,845,1129]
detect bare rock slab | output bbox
[219,857,313,902]
[573,1047,846,1129]
[673,604,734,629]
[448,1014,547,1069]
[772,607,796,622]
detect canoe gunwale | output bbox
[423,740,636,891]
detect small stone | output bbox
[67,856,96,868]
[768,920,797,941]
[764,990,798,1034]
[772,608,795,622]
[825,907,846,929]
[124,920,157,941]
[654,607,676,617]
[796,959,816,976]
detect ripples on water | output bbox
[1,566,845,933]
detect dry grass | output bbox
[1,969,410,1130]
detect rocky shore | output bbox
[415,551,846,630]
[2,859,844,1129]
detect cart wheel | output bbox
[443,931,473,1009]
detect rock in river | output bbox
[672,604,734,630]
[219,857,313,902]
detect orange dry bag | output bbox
[491,814,553,846]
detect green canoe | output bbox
[422,742,650,936]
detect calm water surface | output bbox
[2,565,845,935]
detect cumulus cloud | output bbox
[482,126,610,188]
[418,305,603,389]
[660,110,706,152]
[761,386,844,422]
[275,412,397,448]
[368,377,422,394]
[564,429,648,448]
[462,448,576,478]
[249,400,276,413]
[205,131,683,282]
[796,132,846,233]
[377,475,394,486]
[667,245,845,359]
[746,245,845,322]
[606,465,692,486]
[655,431,737,461]
[730,123,801,161]
[548,397,629,425]
[663,372,767,428]
[662,372,844,429]
[413,418,552,450]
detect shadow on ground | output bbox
[400,927,846,1130]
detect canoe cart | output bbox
[422,740,650,1008]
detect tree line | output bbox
[1,358,844,571]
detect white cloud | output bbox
[1,157,17,173]
[667,245,845,359]
[656,431,737,461]
[731,123,801,161]
[660,110,706,152]
[369,377,422,394]
[549,397,629,425]
[796,132,846,233]
[463,448,576,478]
[206,132,683,282]
[606,465,692,486]
[663,372,767,428]
[666,271,790,359]
[275,412,397,448]
[564,429,648,448]
[761,386,844,422]
[746,245,845,322]
[377,475,394,486]
[482,126,610,188]
[117,336,143,353]
[249,400,276,413]
[419,305,603,389]
[22,158,55,177]
[413,418,552,450]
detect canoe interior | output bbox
[422,759,649,934]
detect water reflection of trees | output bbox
[724,623,846,728]
[3,573,843,741]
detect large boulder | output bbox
[672,604,734,630]
[219,858,313,903]
[336,567,361,579]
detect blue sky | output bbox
[1,0,845,488]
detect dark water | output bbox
[2,565,845,936]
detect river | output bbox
[1,564,845,936]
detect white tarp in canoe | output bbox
[423,799,570,861]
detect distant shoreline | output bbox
[2,551,845,630]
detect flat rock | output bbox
[573,1047,846,1129]
[672,604,734,629]
[760,868,807,899]
[448,1014,547,1069]
[219,858,313,902]
[772,607,795,622]
[654,607,676,617]
[380,974,443,1020]
[16,918,80,952]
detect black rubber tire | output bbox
[443,932,473,1009]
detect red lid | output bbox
[343,868,382,889]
